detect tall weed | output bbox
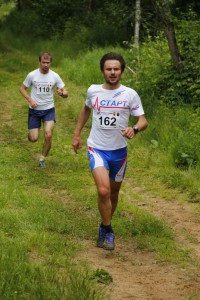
[62,47,127,87]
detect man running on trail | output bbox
[72,52,148,250]
[20,52,68,167]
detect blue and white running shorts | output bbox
[88,146,127,182]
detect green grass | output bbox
[0,29,200,298]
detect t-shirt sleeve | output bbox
[85,85,93,108]
[23,73,32,88]
[56,74,65,89]
[129,90,145,116]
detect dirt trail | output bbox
[79,184,200,300]
[133,188,200,261]
[1,95,200,299]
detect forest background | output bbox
[1,0,198,199]
[0,0,200,299]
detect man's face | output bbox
[102,60,123,86]
[39,56,51,73]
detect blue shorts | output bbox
[88,147,127,182]
[28,107,56,129]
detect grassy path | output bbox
[0,51,200,299]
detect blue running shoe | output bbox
[97,225,106,248]
[39,159,45,168]
[104,233,115,250]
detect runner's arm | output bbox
[122,114,148,139]
[20,84,38,109]
[72,105,91,153]
[133,115,148,132]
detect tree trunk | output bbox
[84,0,92,12]
[157,0,183,73]
[134,0,141,46]
[16,0,21,10]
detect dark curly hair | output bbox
[100,52,125,72]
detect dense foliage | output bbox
[0,0,199,108]
[1,0,200,42]
[127,13,200,108]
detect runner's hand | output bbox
[30,99,38,109]
[57,88,68,97]
[122,127,135,139]
[72,136,82,153]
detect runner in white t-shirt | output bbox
[72,52,148,250]
[20,52,68,167]
[85,84,144,150]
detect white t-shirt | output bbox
[85,84,145,150]
[23,69,65,110]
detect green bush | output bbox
[0,10,43,37]
[125,13,200,110]
[172,144,198,169]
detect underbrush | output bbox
[139,105,200,202]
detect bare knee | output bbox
[44,130,53,140]
[28,134,38,142]
[28,129,39,142]
[98,185,110,199]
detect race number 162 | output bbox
[98,114,119,129]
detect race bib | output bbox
[97,112,120,129]
[37,84,51,95]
